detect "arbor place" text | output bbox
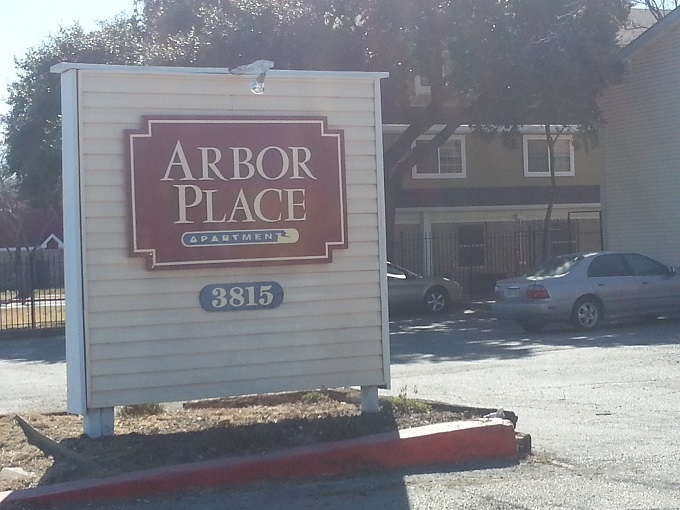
[161,141,318,224]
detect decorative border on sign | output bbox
[125,116,348,269]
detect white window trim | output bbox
[412,135,467,179]
[523,135,575,177]
[414,75,431,94]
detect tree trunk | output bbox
[384,176,400,260]
[12,247,31,300]
[383,118,465,258]
[541,124,558,262]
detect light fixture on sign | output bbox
[229,59,274,95]
[250,73,266,95]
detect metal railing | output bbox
[0,218,601,329]
[0,249,65,333]
[392,220,602,299]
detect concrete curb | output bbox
[0,418,518,505]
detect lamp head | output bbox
[229,60,273,95]
[250,73,266,95]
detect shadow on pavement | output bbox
[390,307,680,365]
[0,335,65,364]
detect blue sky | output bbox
[0,0,135,115]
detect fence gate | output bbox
[0,250,64,333]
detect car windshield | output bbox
[387,262,421,279]
[528,254,582,277]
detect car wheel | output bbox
[517,319,547,332]
[571,296,602,330]
[424,287,448,313]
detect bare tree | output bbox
[0,153,58,299]
[637,0,679,20]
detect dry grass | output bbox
[0,299,64,330]
[0,390,493,493]
[0,290,65,302]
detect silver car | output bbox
[492,251,680,332]
[387,262,463,313]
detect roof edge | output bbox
[49,62,388,80]
[622,7,680,58]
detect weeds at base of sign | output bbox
[1,388,522,493]
[117,403,165,418]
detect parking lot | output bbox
[384,307,680,507]
[1,309,679,508]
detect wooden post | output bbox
[361,386,380,413]
[83,407,114,438]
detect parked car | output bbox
[387,262,463,313]
[492,251,680,332]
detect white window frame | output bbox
[412,135,467,179]
[523,135,575,177]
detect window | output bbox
[413,137,466,179]
[623,253,671,277]
[417,74,431,87]
[587,254,632,278]
[523,135,574,177]
[458,224,486,267]
[387,262,408,280]
[529,254,582,277]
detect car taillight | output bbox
[526,284,550,299]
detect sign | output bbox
[127,117,347,269]
[199,281,284,312]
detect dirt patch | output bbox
[0,389,511,493]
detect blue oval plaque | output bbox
[200,281,284,312]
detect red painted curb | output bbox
[0,418,517,505]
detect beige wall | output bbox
[384,130,601,190]
[600,24,680,266]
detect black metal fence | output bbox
[0,249,65,333]
[0,219,600,329]
[392,219,602,299]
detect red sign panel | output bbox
[127,117,347,269]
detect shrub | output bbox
[117,403,165,418]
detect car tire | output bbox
[571,296,602,330]
[424,287,448,313]
[517,319,547,332]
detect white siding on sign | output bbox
[600,26,680,266]
[62,66,388,410]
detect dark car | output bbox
[491,251,680,332]
[387,262,463,313]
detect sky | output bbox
[0,0,135,115]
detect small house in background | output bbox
[0,210,63,252]
[0,211,63,293]
[599,8,680,267]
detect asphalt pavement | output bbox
[0,334,65,414]
[2,310,680,509]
